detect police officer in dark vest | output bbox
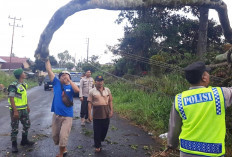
[8,69,34,153]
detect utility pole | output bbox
[81,56,82,68]
[8,16,23,72]
[86,38,89,63]
[74,53,76,65]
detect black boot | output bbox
[20,135,35,146]
[12,141,18,153]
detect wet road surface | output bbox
[0,86,161,157]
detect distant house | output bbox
[0,56,31,71]
[0,58,6,69]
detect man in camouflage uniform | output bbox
[8,69,34,153]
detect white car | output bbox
[71,75,81,97]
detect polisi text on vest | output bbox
[183,92,213,106]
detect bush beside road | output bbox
[106,74,187,134]
[0,71,38,100]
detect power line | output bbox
[88,63,153,89]
[88,63,175,97]
[119,52,183,72]
[117,52,224,82]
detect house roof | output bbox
[0,56,28,63]
[0,58,6,63]
[1,62,23,70]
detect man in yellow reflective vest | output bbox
[8,69,34,153]
[161,61,232,157]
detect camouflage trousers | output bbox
[10,109,31,142]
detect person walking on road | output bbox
[161,61,232,157]
[79,70,94,126]
[88,75,113,152]
[45,59,79,157]
[8,69,35,153]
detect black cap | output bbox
[184,61,210,84]
[95,75,104,81]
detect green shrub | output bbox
[107,80,176,134]
[0,71,38,100]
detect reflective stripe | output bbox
[177,94,187,120]
[15,105,27,109]
[212,88,221,115]
[180,139,222,154]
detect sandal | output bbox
[95,147,102,153]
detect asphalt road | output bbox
[0,85,161,157]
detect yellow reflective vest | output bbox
[175,87,225,156]
[8,82,28,110]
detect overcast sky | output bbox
[0,0,231,64]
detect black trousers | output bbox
[80,97,88,119]
[93,118,110,148]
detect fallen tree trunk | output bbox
[35,0,232,59]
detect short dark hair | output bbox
[85,70,91,73]
[15,75,20,80]
[185,71,203,84]
[184,61,210,85]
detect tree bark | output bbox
[196,7,209,57]
[35,0,232,59]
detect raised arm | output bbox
[221,87,232,108]
[45,60,55,82]
[69,79,79,93]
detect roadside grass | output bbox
[0,71,38,100]
[107,74,188,134]
[52,69,63,73]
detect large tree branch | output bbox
[211,1,232,43]
[35,0,232,58]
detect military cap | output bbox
[13,69,23,79]
[95,75,104,81]
[184,61,210,84]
